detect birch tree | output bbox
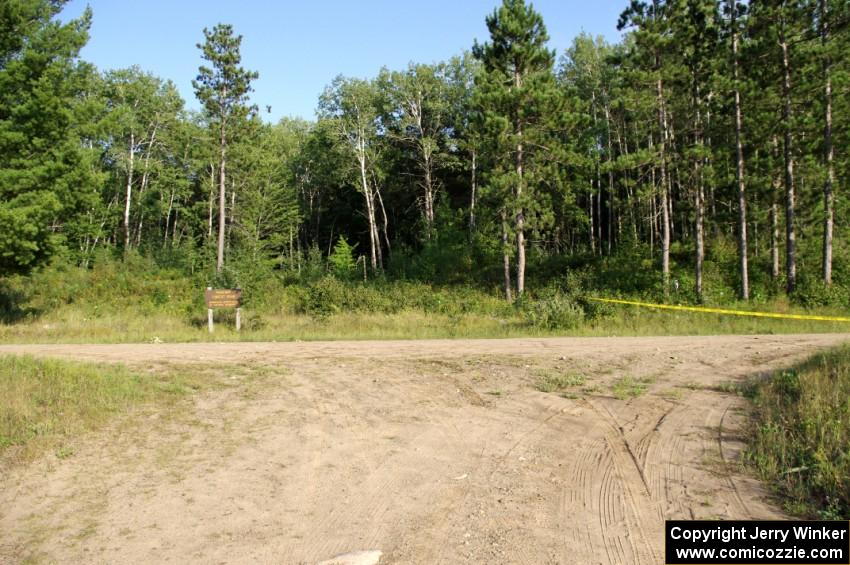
[379,63,452,240]
[319,76,385,271]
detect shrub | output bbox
[302,276,346,318]
[301,244,328,282]
[525,294,585,330]
[792,273,850,309]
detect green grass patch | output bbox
[535,370,587,393]
[0,355,203,462]
[611,376,655,399]
[744,346,850,519]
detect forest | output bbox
[1,0,849,335]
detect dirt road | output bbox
[1,334,847,564]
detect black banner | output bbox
[666,520,850,564]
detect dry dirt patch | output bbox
[1,334,847,564]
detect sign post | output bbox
[204,287,243,333]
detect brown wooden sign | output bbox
[205,288,242,309]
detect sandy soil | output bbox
[1,333,847,564]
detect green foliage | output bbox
[1,0,849,341]
[745,347,850,518]
[318,75,387,271]
[377,62,455,238]
[229,118,303,266]
[329,236,357,279]
[535,370,586,393]
[472,0,565,294]
[192,22,259,275]
[294,275,515,320]
[611,376,654,399]
[302,276,344,318]
[524,293,585,330]
[389,215,487,284]
[298,244,328,282]
[0,252,197,324]
[192,24,258,125]
[792,273,850,309]
[3,250,849,345]
[99,66,186,252]
[0,192,62,272]
[0,0,96,274]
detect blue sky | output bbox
[61,1,626,122]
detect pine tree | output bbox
[672,0,719,302]
[473,0,559,297]
[329,236,357,279]
[819,0,835,285]
[724,0,750,299]
[619,0,676,297]
[192,24,258,276]
[0,0,96,274]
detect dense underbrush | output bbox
[1,243,848,343]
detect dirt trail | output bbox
[1,334,847,564]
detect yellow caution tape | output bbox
[589,297,850,323]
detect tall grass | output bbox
[744,346,850,518]
[0,355,200,461]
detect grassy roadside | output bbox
[1,303,848,344]
[744,346,850,519]
[3,257,850,344]
[0,355,205,464]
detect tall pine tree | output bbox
[473,0,559,297]
[0,0,96,274]
[193,24,257,276]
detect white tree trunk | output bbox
[731,0,749,300]
[820,0,834,285]
[657,74,671,296]
[217,117,227,276]
[123,131,135,252]
[780,20,796,293]
[358,140,379,271]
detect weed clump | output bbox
[536,370,587,393]
[611,376,654,399]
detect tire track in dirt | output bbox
[1,334,848,564]
[718,401,752,518]
[633,402,676,521]
[582,398,661,565]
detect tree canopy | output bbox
[2,0,848,310]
